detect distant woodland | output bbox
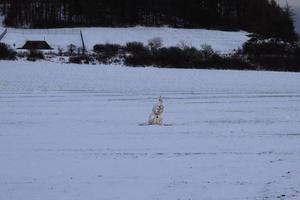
[0,0,298,41]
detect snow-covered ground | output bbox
[0,61,300,200]
[0,27,249,53]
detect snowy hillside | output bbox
[0,27,249,53]
[0,61,300,200]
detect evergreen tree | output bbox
[0,0,298,42]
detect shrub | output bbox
[219,55,253,70]
[239,38,300,71]
[69,54,91,64]
[242,40,290,57]
[93,44,122,63]
[177,40,192,50]
[124,50,152,66]
[153,47,187,67]
[67,44,77,55]
[0,43,17,60]
[58,47,64,56]
[148,37,163,50]
[27,49,44,61]
[124,42,152,66]
[124,42,147,54]
[200,44,216,59]
[69,56,82,64]
[182,47,204,67]
[152,46,223,68]
[77,47,87,55]
[93,44,121,54]
[124,44,226,68]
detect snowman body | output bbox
[148,97,164,125]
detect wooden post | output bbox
[80,30,86,53]
[0,29,8,41]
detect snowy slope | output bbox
[0,27,249,53]
[0,28,82,50]
[82,27,249,53]
[1,61,300,93]
[0,61,300,200]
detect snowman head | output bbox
[159,96,163,103]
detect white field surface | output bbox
[0,27,249,53]
[0,61,300,200]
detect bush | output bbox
[124,51,152,66]
[67,44,77,55]
[200,44,216,59]
[93,44,122,63]
[27,49,44,61]
[242,39,290,57]
[93,44,121,54]
[124,42,152,66]
[69,56,82,64]
[123,43,226,68]
[0,43,17,60]
[152,46,225,68]
[77,47,85,55]
[219,55,253,70]
[124,42,147,54]
[63,40,300,72]
[177,40,192,50]
[148,37,163,50]
[153,47,187,67]
[239,38,300,72]
[69,54,92,64]
[58,47,64,56]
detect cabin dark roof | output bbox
[21,41,52,50]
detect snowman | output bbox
[148,96,164,125]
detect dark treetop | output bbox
[0,0,298,41]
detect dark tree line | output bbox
[0,0,298,41]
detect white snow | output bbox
[0,27,249,53]
[0,28,82,50]
[0,61,300,200]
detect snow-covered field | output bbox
[0,27,249,53]
[0,61,300,200]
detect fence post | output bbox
[0,29,8,41]
[80,30,86,53]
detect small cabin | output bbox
[20,41,53,50]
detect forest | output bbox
[0,0,298,42]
